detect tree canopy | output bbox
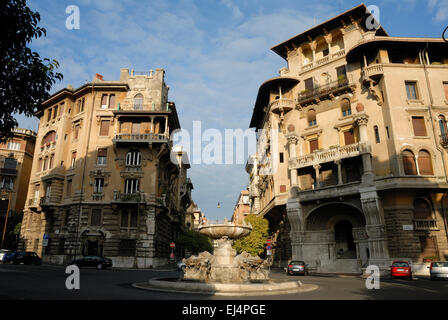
[233,214,269,256]
[0,0,63,142]
[176,230,213,254]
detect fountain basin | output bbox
[198,223,252,240]
[133,278,318,296]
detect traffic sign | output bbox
[266,238,271,244]
[266,245,272,250]
[170,242,175,248]
[266,250,272,255]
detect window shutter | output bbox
[305,78,314,91]
[120,122,131,134]
[344,130,355,145]
[101,94,107,107]
[418,150,433,175]
[98,148,107,157]
[444,83,448,101]
[412,117,427,136]
[309,139,319,153]
[100,120,110,136]
[109,94,116,109]
[402,150,417,175]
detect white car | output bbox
[0,249,10,262]
[177,261,186,271]
[429,261,448,280]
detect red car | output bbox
[390,260,412,280]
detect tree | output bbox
[0,0,63,142]
[176,230,213,255]
[233,214,269,256]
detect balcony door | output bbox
[343,129,355,145]
[132,122,141,134]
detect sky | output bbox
[17,0,448,221]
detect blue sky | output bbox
[17,0,448,221]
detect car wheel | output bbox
[97,264,103,270]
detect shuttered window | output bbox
[414,198,432,220]
[101,94,108,109]
[418,150,433,175]
[304,78,314,91]
[99,120,110,136]
[309,139,319,153]
[443,82,448,100]
[412,117,427,136]
[97,148,107,165]
[109,94,116,109]
[344,129,355,145]
[71,151,77,168]
[439,115,447,135]
[120,122,132,134]
[374,126,380,143]
[90,209,102,226]
[132,122,141,134]
[402,150,417,175]
[405,81,418,100]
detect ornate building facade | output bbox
[247,4,448,273]
[20,68,193,268]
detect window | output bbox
[119,239,136,256]
[279,152,284,163]
[7,141,20,150]
[386,126,390,139]
[4,158,17,169]
[304,78,314,92]
[80,98,85,112]
[418,150,433,175]
[414,198,432,220]
[74,124,80,139]
[134,94,144,110]
[99,120,110,136]
[1,177,13,190]
[37,158,42,172]
[71,151,77,168]
[307,109,317,126]
[94,178,104,193]
[101,94,108,109]
[402,150,417,175]
[63,210,70,226]
[309,139,319,153]
[126,150,141,166]
[405,81,418,100]
[412,116,427,136]
[132,122,141,134]
[58,238,65,255]
[109,94,116,109]
[121,210,138,228]
[53,105,58,119]
[47,108,52,122]
[336,65,347,82]
[323,48,329,57]
[344,129,355,145]
[439,115,447,136]
[97,148,107,165]
[49,154,54,169]
[124,179,139,194]
[42,131,56,148]
[444,82,448,101]
[66,179,72,195]
[341,98,352,117]
[43,157,48,171]
[374,126,380,143]
[90,209,102,226]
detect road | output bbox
[0,263,447,300]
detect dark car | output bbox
[70,255,112,269]
[12,251,41,265]
[2,251,17,264]
[287,260,308,276]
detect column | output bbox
[313,164,321,188]
[355,114,374,185]
[150,117,154,133]
[334,159,343,185]
[286,133,299,187]
[164,117,169,137]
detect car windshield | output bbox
[290,261,305,265]
[392,262,409,267]
[432,262,448,268]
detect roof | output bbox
[271,3,388,60]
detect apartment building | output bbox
[0,128,36,248]
[231,190,250,224]
[247,4,448,273]
[20,68,193,268]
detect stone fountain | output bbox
[132,219,318,296]
[182,219,269,283]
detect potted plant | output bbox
[423,256,439,263]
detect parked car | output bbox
[2,251,17,264]
[286,260,308,276]
[428,261,448,280]
[390,260,412,280]
[69,256,112,269]
[177,260,186,271]
[12,251,42,265]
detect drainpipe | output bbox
[421,43,448,244]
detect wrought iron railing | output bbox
[414,219,438,231]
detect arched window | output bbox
[341,98,352,117]
[402,150,417,175]
[417,150,433,175]
[438,115,447,136]
[126,150,141,166]
[307,109,316,127]
[134,94,144,110]
[41,131,57,148]
[413,198,432,220]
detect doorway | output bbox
[334,220,356,259]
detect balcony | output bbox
[39,196,51,207]
[413,219,438,231]
[113,133,169,145]
[297,76,355,106]
[269,98,295,114]
[300,49,346,74]
[113,191,145,203]
[289,142,369,170]
[0,168,17,177]
[361,63,384,84]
